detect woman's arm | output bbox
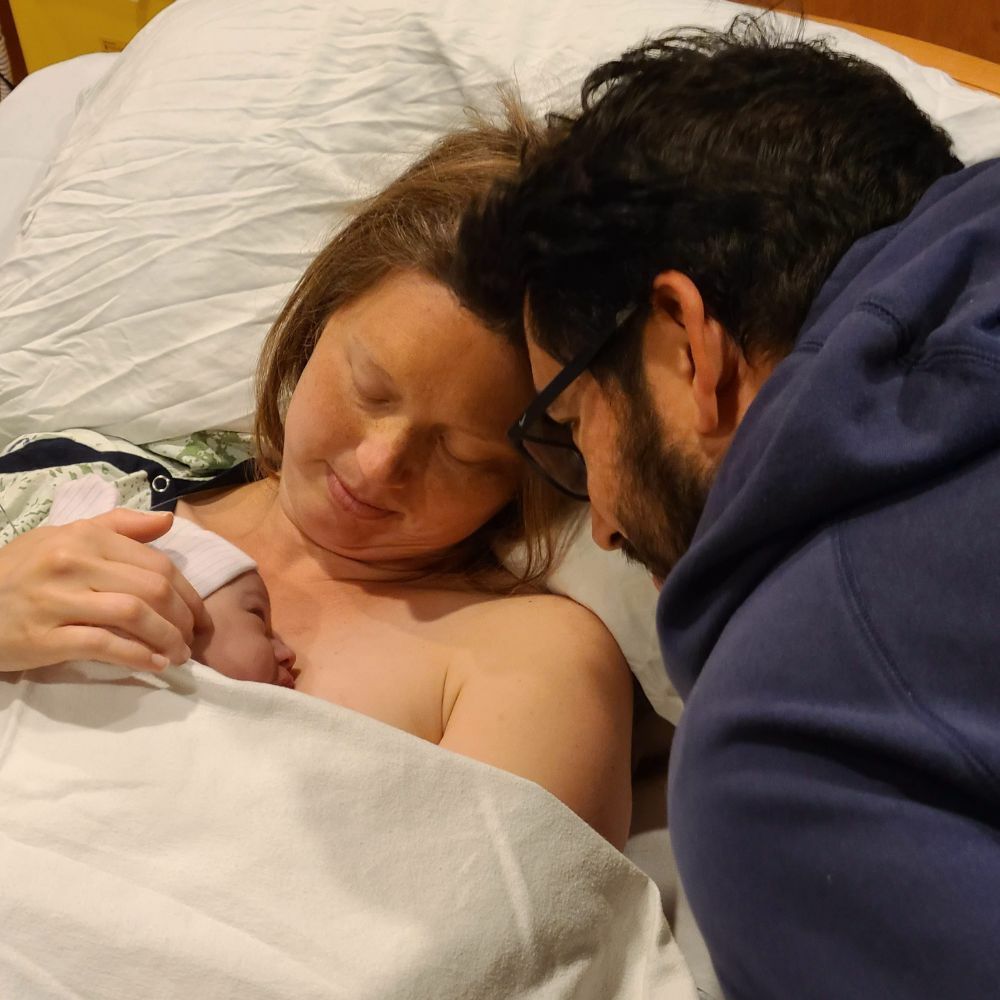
[440,594,634,849]
[0,509,206,673]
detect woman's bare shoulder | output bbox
[411,577,624,668]
[440,589,634,848]
[462,589,622,657]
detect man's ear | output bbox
[649,270,735,437]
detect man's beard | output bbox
[612,381,712,582]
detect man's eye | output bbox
[544,410,573,429]
[548,415,578,439]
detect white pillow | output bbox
[2,0,998,447]
[2,0,998,720]
[546,524,684,723]
[0,53,118,266]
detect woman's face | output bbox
[279,270,532,566]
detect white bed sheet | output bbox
[0,662,696,1000]
[0,53,117,266]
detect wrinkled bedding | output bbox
[2,0,999,449]
[0,662,696,999]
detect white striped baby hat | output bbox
[47,474,257,598]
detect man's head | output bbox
[453,16,962,579]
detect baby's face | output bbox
[191,571,296,688]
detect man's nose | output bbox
[590,505,625,552]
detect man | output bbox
[453,18,1000,1000]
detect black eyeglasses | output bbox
[508,305,639,501]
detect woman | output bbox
[0,102,633,848]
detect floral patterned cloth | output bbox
[0,429,253,547]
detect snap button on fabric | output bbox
[151,474,170,493]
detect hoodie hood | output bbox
[658,158,1000,699]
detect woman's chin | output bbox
[280,479,479,572]
[279,480,386,554]
[298,512,442,570]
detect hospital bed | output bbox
[0,2,998,998]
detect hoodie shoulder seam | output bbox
[910,347,1000,375]
[797,300,901,352]
[857,299,901,328]
[798,300,1000,376]
[834,525,1000,799]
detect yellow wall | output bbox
[11,0,175,72]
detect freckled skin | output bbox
[178,272,634,847]
[278,271,532,567]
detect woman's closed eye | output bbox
[439,435,502,471]
[353,378,391,406]
[349,350,397,406]
[440,438,481,468]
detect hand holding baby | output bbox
[36,476,296,688]
[0,504,205,673]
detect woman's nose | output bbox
[355,423,412,486]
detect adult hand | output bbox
[0,509,208,674]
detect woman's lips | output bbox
[326,468,394,520]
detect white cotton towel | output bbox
[0,664,696,1000]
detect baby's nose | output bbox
[272,635,296,670]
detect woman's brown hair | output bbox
[254,95,575,591]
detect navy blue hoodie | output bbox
[659,159,1000,999]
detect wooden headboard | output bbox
[743,1,1000,96]
[744,1,1000,63]
[811,16,1000,96]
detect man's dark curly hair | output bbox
[452,16,962,376]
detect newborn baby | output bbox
[47,476,296,688]
[193,563,296,688]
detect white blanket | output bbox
[0,663,695,999]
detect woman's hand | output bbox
[0,509,208,674]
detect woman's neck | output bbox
[177,478,449,586]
